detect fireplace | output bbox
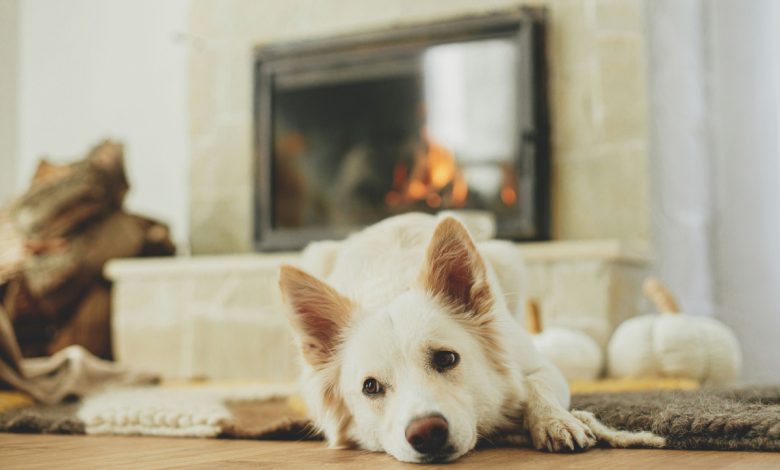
[253,9,549,250]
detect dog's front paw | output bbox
[530,411,596,452]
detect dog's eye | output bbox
[432,350,460,372]
[362,378,384,396]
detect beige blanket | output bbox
[0,305,157,404]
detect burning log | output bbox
[386,132,469,210]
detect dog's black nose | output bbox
[405,414,449,454]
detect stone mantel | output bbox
[106,238,649,278]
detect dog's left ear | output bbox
[422,217,493,316]
[279,265,354,367]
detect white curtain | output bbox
[645,0,780,381]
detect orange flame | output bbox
[500,186,517,205]
[500,162,518,206]
[387,132,468,209]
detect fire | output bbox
[501,185,517,205]
[500,162,518,206]
[386,132,468,209]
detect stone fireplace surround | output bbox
[188,0,649,254]
[105,1,653,381]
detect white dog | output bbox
[278,213,596,463]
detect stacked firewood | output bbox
[0,140,175,359]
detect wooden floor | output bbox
[1,433,778,469]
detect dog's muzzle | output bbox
[405,414,450,457]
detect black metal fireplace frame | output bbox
[253,8,550,251]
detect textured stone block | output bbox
[595,35,648,144]
[189,186,253,254]
[594,0,642,32]
[553,145,649,239]
[188,48,220,138]
[190,121,253,192]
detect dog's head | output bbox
[279,218,514,463]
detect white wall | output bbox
[17,0,190,247]
[0,0,19,207]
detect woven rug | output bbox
[1,384,778,452]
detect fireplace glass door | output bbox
[254,11,548,250]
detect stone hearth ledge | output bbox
[105,239,650,381]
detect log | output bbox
[10,140,128,239]
[22,211,161,313]
[2,278,52,358]
[48,283,112,360]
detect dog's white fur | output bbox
[279,213,595,463]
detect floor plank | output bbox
[1,433,778,469]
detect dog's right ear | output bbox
[279,265,354,367]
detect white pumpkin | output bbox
[607,278,742,385]
[525,299,603,381]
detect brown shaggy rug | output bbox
[571,386,780,451]
[1,385,778,452]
